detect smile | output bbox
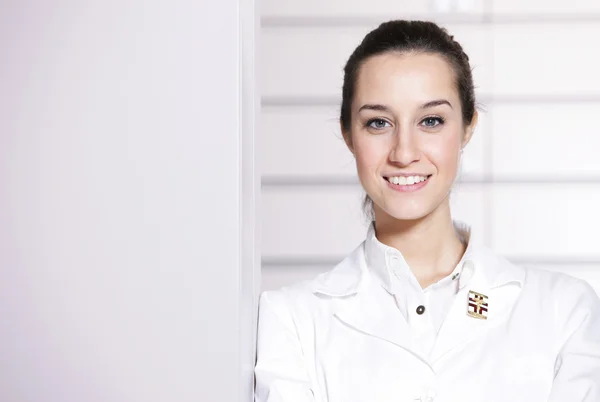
[385,175,431,185]
[384,174,432,192]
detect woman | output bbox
[255,20,600,402]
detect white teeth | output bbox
[387,175,429,185]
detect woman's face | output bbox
[345,51,476,222]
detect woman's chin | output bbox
[377,206,433,222]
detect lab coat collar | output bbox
[311,221,525,297]
[364,220,477,294]
[310,242,369,297]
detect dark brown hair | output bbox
[340,20,476,138]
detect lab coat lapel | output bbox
[429,253,525,364]
[429,271,492,364]
[312,245,424,362]
[331,281,419,358]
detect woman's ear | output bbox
[340,121,354,155]
[462,110,479,150]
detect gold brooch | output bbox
[467,290,488,320]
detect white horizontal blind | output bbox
[260,0,600,294]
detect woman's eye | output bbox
[367,119,391,129]
[420,117,444,128]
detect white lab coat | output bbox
[254,241,600,402]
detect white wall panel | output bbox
[262,184,487,257]
[492,0,600,15]
[262,186,367,257]
[261,265,331,291]
[450,184,487,243]
[454,0,486,13]
[262,25,491,98]
[261,26,372,98]
[262,0,489,18]
[0,1,256,401]
[491,103,600,177]
[262,104,488,178]
[492,185,600,258]
[492,23,600,96]
[261,105,353,176]
[261,0,430,18]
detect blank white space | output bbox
[492,23,600,96]
[261,0,430,18]
[491,185,600,258]
[492,0,600,14]
[491,103,600,177]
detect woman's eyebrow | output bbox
[421,99,452,109]
[358,100,452,113]
[357,104,392,113]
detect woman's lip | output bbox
[384,174,432,178]
[384,175,431,192]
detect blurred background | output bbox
[259,0,600,294]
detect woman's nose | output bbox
[389,130,420,166]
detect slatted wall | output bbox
[260,0,600,294]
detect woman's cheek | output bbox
[356,145,386,177]
[427,134,461,172]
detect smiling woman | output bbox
[255,20,600,402]
[347,51,474,225]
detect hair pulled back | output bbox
[340,20,476,137]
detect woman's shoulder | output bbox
[519,264,600,350]
[519,264,600,325]
[475,243,597,300]
[257,266,340,328]
[521,263,598,299]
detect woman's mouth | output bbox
[384,174,432,192]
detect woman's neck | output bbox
[373,203,466,289]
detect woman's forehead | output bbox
[354,52,459,105]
